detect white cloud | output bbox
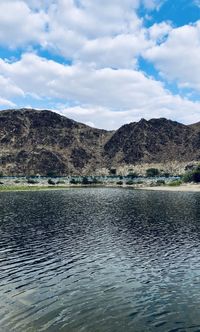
[78,33,152,69]
[0,1,47,48]
[0,53,199,129]
[0,75,24,98]
[145,21,200,92]
[45,0,147,67]
[0,0,199,129]
[148,22,172,42]
[142,0,164,10]
[0,0,167,70]
[0,98,16,108]
[0,0,152,68]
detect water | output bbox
[0,188,200,332]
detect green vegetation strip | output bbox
[0,185,71,192]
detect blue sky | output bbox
[0,0,200,129]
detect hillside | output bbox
[0,109,199,175]
[0,108,112,175]
[104,118,200,167]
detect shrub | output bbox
[48,179,56,185]
[193,170,200,183]
[146,168,160,177]
[136,180,144,184]
[156,179,165,186]
[182,168,200,183]
[109,168,117,175]
[27,178,39,184]
[182,172,193,183]
[126,180,134,185]
[70,178,78,185]
[168,180,182,186]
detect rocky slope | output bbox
[0,108,112,175]
[0,109,199,175]
[104,118,200,167]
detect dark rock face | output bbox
[0,108,199,175]
[0,108,111,175]
[103,118,200,166]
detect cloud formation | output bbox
[0,0,199,128]
[145,21,200,92]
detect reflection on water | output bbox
[0,188,200,331]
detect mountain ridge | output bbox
[0,108,199,175]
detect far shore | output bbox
[0,183,200,192]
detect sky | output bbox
[0,0,200,129]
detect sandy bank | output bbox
[140,184,200,192]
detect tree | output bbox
[146,168,160,177]
[183,169,200,183]
[109,168,117,175]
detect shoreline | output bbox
[139,184,200,192]
[0,183,200,192]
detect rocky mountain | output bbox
[0,109,199,175]
[0,108,112,175]
[104,118,200,166]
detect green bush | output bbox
[126,180,134,185]
[109,168,117,175]
[146,168,160,177]
[70,178,79,184]
[27,178,39,184]
[156,179,165,186]
[168,180,182,186]
[48,179,56,185]
[182,168,200,183]
[193,170,200,182]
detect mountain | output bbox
[0,108,199,175]
[189,121,200,132]
[0,108,112,175]
[103,118,200,166]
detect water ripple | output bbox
[0,188,200,331]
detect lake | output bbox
[0,188,200,332]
